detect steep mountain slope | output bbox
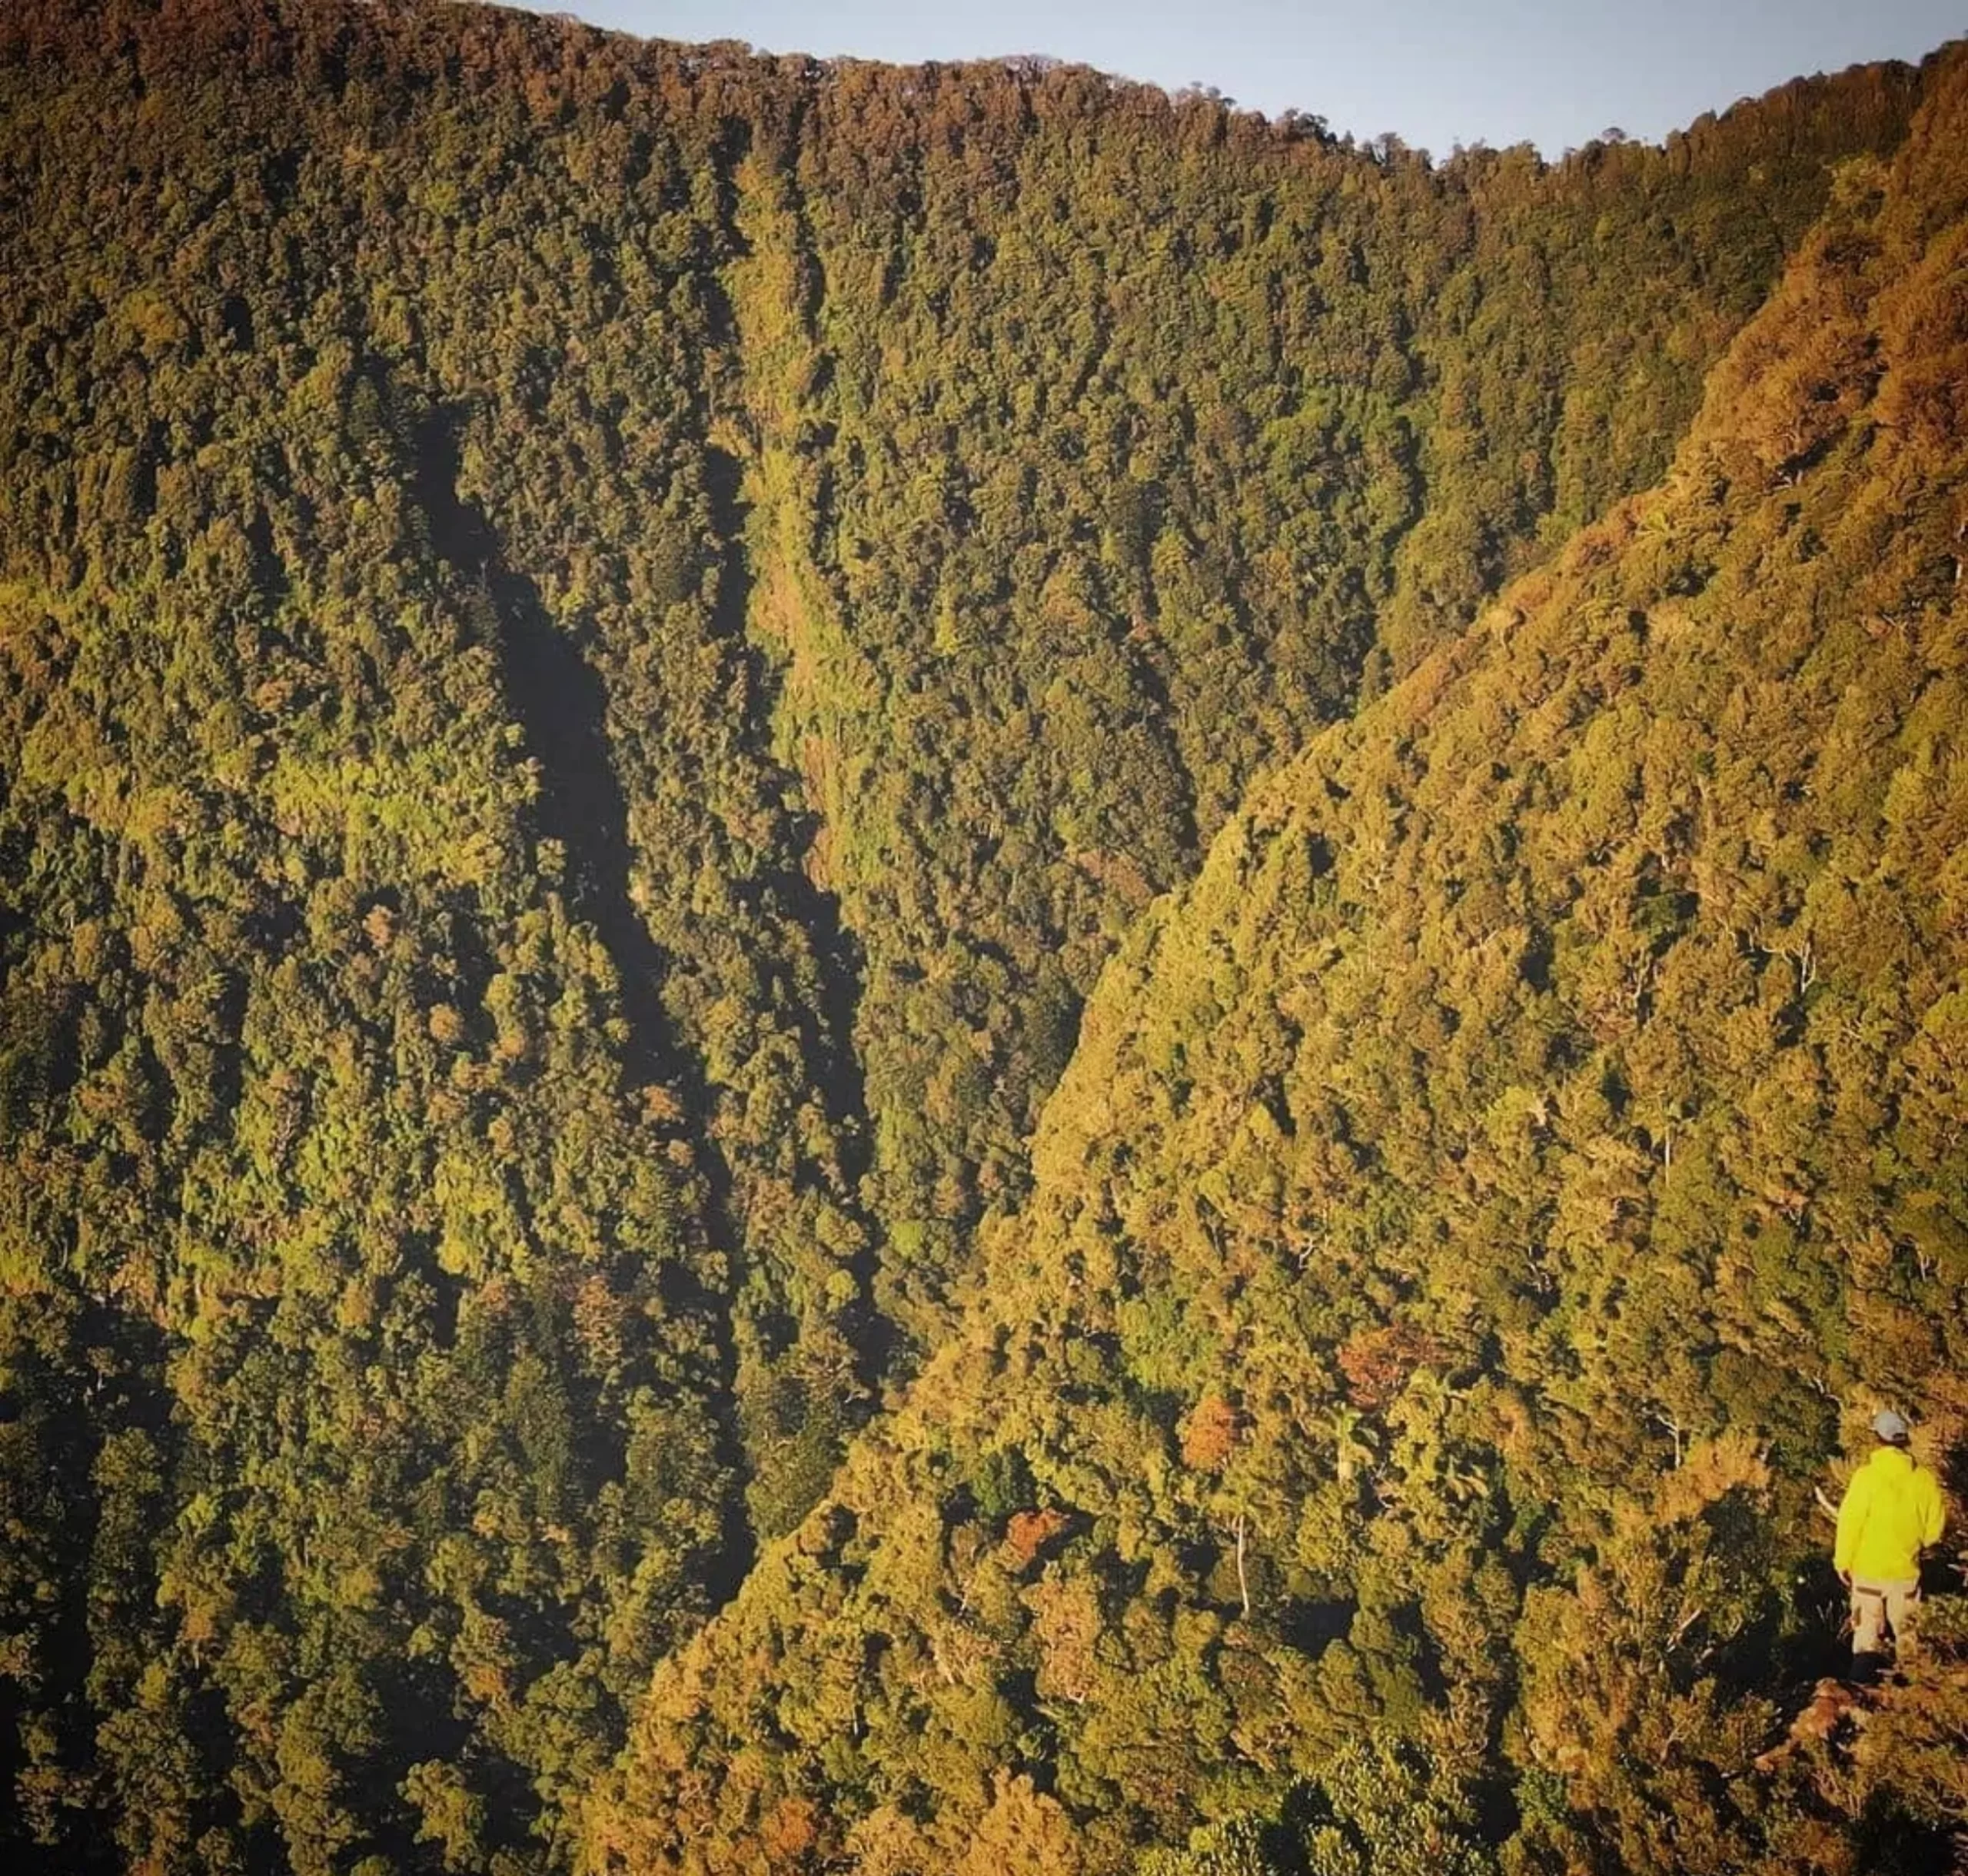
[706,50,1929,1341]
[0,2,1927,1434]
[592,46,1968,1876]
[0,2,1955,1869]
[0,359,740,1870]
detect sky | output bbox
[527,0,1964,159]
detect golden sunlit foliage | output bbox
[0,2,1961,1871]
[592,45,1968,1875]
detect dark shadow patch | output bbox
[1277,1597,1354,1655]
[206,968,249,1137]
[0,1304,182,1874]
[221,293,255,354]
[408,403,759,1611]
[410,409,672,1085]
[243,504,285,603]
[1519,926,1554,993]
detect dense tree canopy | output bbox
[593,44,1968,1876]
[0,2,1960,1871]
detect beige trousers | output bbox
[1850,1575,1920,1658]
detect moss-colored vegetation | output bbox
[593,45,1968,1876]
[0,2,1960,1871]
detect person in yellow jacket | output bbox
[1834,1409,1946,1677]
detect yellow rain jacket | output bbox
[1834,1445,1946,1582]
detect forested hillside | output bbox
[0,2,1960,1871]
[593,43,1968,1876]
